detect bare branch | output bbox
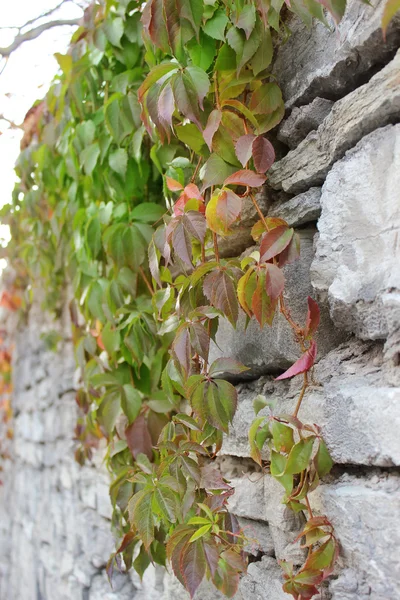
[0,114,22,131]
[19,0,73,33]
[0,18,81,58]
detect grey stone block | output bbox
[269,51,400,193]
[278,98,334,149]
[311,124,400,342]
[267,187,321,226]
[312,472,400,600]
[222,340,400,467]
[272,0,400,108]
[210,229,345,376]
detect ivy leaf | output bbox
[103,17,124,47]
[203,269,239,326]
[315,0,346,24]
[109,148,128,177]
[203,8,229,41]
[249,83,283,115]
[173,72,202,129]
[304,537,336,570]
[130,489,154,549]
[279,231,301,267]
[138,62,179,102]
[131,203,166,224]
[203,109,222,152]
[180,538,206,597]
[260,225,294,262]
[158,81,175,131]
[172,326,191,373]
[208,358,249,377]
[224,169,266,188]
[252,271,276,327]
[235,134,256,167]
[252,136,275,173]
[121,384,142,424]
[249,416,268,465]
[252,26,273,75]
[314,439,334,478]
[187,32,216,70]
[166,176,184,191]
[102,322,121,355]
[177,0,203,38]
[284,437,315,475]
[189,524,212,542]
[205,189,242,236]
[86,217,102,259]
[126,414,153,459]
[265,264,285,300]
[200,154,236,192]
[236,4,257,39]
[305,297,320,340]
[81,143,100,176]
[275,341,317,380]
[271,421,294,453]
[172,211,207,265]
[154,485,177,523]
[186,66,210,111]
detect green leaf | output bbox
[253,394,268,415]
[314,439,334,477]
[121,384,142,424]
[249,83,283,115]
[175,123,206,153]
[102,323,121,355]
[249,416,267,465]
[209,358,249,377]
[236,4,256,39]
[199,154,236,192]
[103,16,124,47]
[252,27,273,75]
[131,203,165,223]
[187,33,216,70]
[285,437,315,475]
[203,8,229,41]
[189,524,212,542]
[305,537,336,570]
[86,217,102,259]
[130,490,154,549]
[260,225,294,262]
[133,544,151,580]
[80,143,100,176]
[154,486,177,523]
[109,148,128,177]
[270,450,293,494]
[271,421,294,453]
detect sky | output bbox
[0,0,84,271]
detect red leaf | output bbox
[158,81,175,130]
[173,184,205,216]
[235,134,256,167]
[203,269,239,325]
[125,414,153,459]
[172,211,207,264]
[216,189,242,230]
[252,272,276,327]
[180,539,206,597]
[260,225,294,262]
[166,176,183,191]
[275,341,317,380]
[279,231,300,267]
[184,183,204,201]
[203,109,222,152]
[265,264,285,300]
[252,136,275,173]
[172,326,191,373]
[0,291,22,311]
[305,297,320,339]
[224,169,267,188]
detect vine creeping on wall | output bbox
[2,0,398,598]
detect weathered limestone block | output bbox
[222,340,400,467]
[272,0,400,108]
[311,125,400,342]
[239,557,290,600]
[268,51,400,193]
[278,99,334,149]
[210,229,345,376]
[312,471,400,600]
[267,187,321,226]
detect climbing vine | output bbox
[2,0,397,597]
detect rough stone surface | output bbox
[272,0,400,108]
[269,50,400,193]
[210,229,345,376]
[311,124,400,343]
[267,187,321,226]
[278,98,334,149]
[222,339,400,467]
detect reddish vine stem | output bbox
[139,266,154,296]
[293,372,308,418]
[213,232,220,263]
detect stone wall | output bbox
[1,1,400,599]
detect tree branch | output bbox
[0,18,81,58]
